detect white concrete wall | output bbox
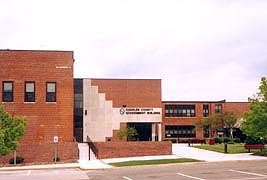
[83,79,162,142]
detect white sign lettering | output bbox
[119,108,160,115]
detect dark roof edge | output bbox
[162,100,248,103]
[0,49,74,62]
[0,49,73,53]
[162,100,226,103]
[78,78,162,80]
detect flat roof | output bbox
[78,78,162,80]
[0,49,74,62]
[162,100,248,103]
[0,49,73,53]
[162,100,226,103]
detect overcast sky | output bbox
[1,0,266,101]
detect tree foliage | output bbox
[117,127,138,141]
[241,77,267,139]
[195,111,238,138]
[222,111,238,139]
[0,106,26,156]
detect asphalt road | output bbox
[1,160,267,180]
[87,160,267,180]
[0,168,88,180]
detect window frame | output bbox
[46,82,56,102]
[215,104,222,114]
[165,104,196,117]
[24,81,35,102]
[2,81,14,102]
[203,104,209,117]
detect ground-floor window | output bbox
[203,125,209,138]
[165,125,196,138]
[127,123,152,141]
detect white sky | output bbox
[1,0,266,101]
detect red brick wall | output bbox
[162,101,249,139]
[91,79,162,108]
[0,142,78,165]
[224,102,249,117]
[0,50,74,143]
[95,141,172,159]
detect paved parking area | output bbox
[0,168,88,180]
[87,160,267,180]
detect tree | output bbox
[195,111,238,139]
[0,106,26,156]
[241,77,267,140]
[117,127,138,141]
[221,111,238,139]
[195,116,220,138]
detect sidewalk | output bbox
[172,143,267,162]
[1,144,267,171]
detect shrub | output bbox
[53,157,60,162]
[170,139,177,143]
[223,137,231,143]
[233,138,241,143]
[179,139,189,143]
[214,137,223,144]
[9,156,24,164]
[245,137,264,144]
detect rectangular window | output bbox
[46,82,56,102]
[215,104,222,114]
[203,104,209,117]
[165,126,196,138]
[165,104,196,117]
[25,82,35,102]
[203,125,209,138]
[2,81,13,102]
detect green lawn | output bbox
[193,143,263,154]
[108,158,201,167]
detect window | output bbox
[25,82,35,102]
[165,126,196,138]
[2,81,13,102]
[215,104,222,114]
[203,104,209,117]
[165,105,196,117]
[46,82,56,102]
[203,125,209,138]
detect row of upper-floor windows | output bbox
[2,81,56,102]
[165,104,222,117]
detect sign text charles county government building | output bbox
[119,108,161,115]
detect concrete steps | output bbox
[78,143,97,161]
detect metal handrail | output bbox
[87,136,98,159]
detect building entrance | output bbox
[127,123,152,141]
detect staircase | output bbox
[78,143,97,161]
[78,143,111,169]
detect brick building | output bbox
[0,49,250,162]
[74,78,163,142]
[162,100,249,140]
[0,50,78,164]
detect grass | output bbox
[108,158,201,167]
[253,149,267,156]
[193,143,264,154]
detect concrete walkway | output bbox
[1,143,267,171]
[172,143,267,162]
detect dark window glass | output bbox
[215,104,222,114]
[46,82,56,102]
[165,126,196,138]
[165,104,196,117]
[203,104,209,117]
[2,81,13,102]
[203,125,209,138]
[25,82,35,102]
